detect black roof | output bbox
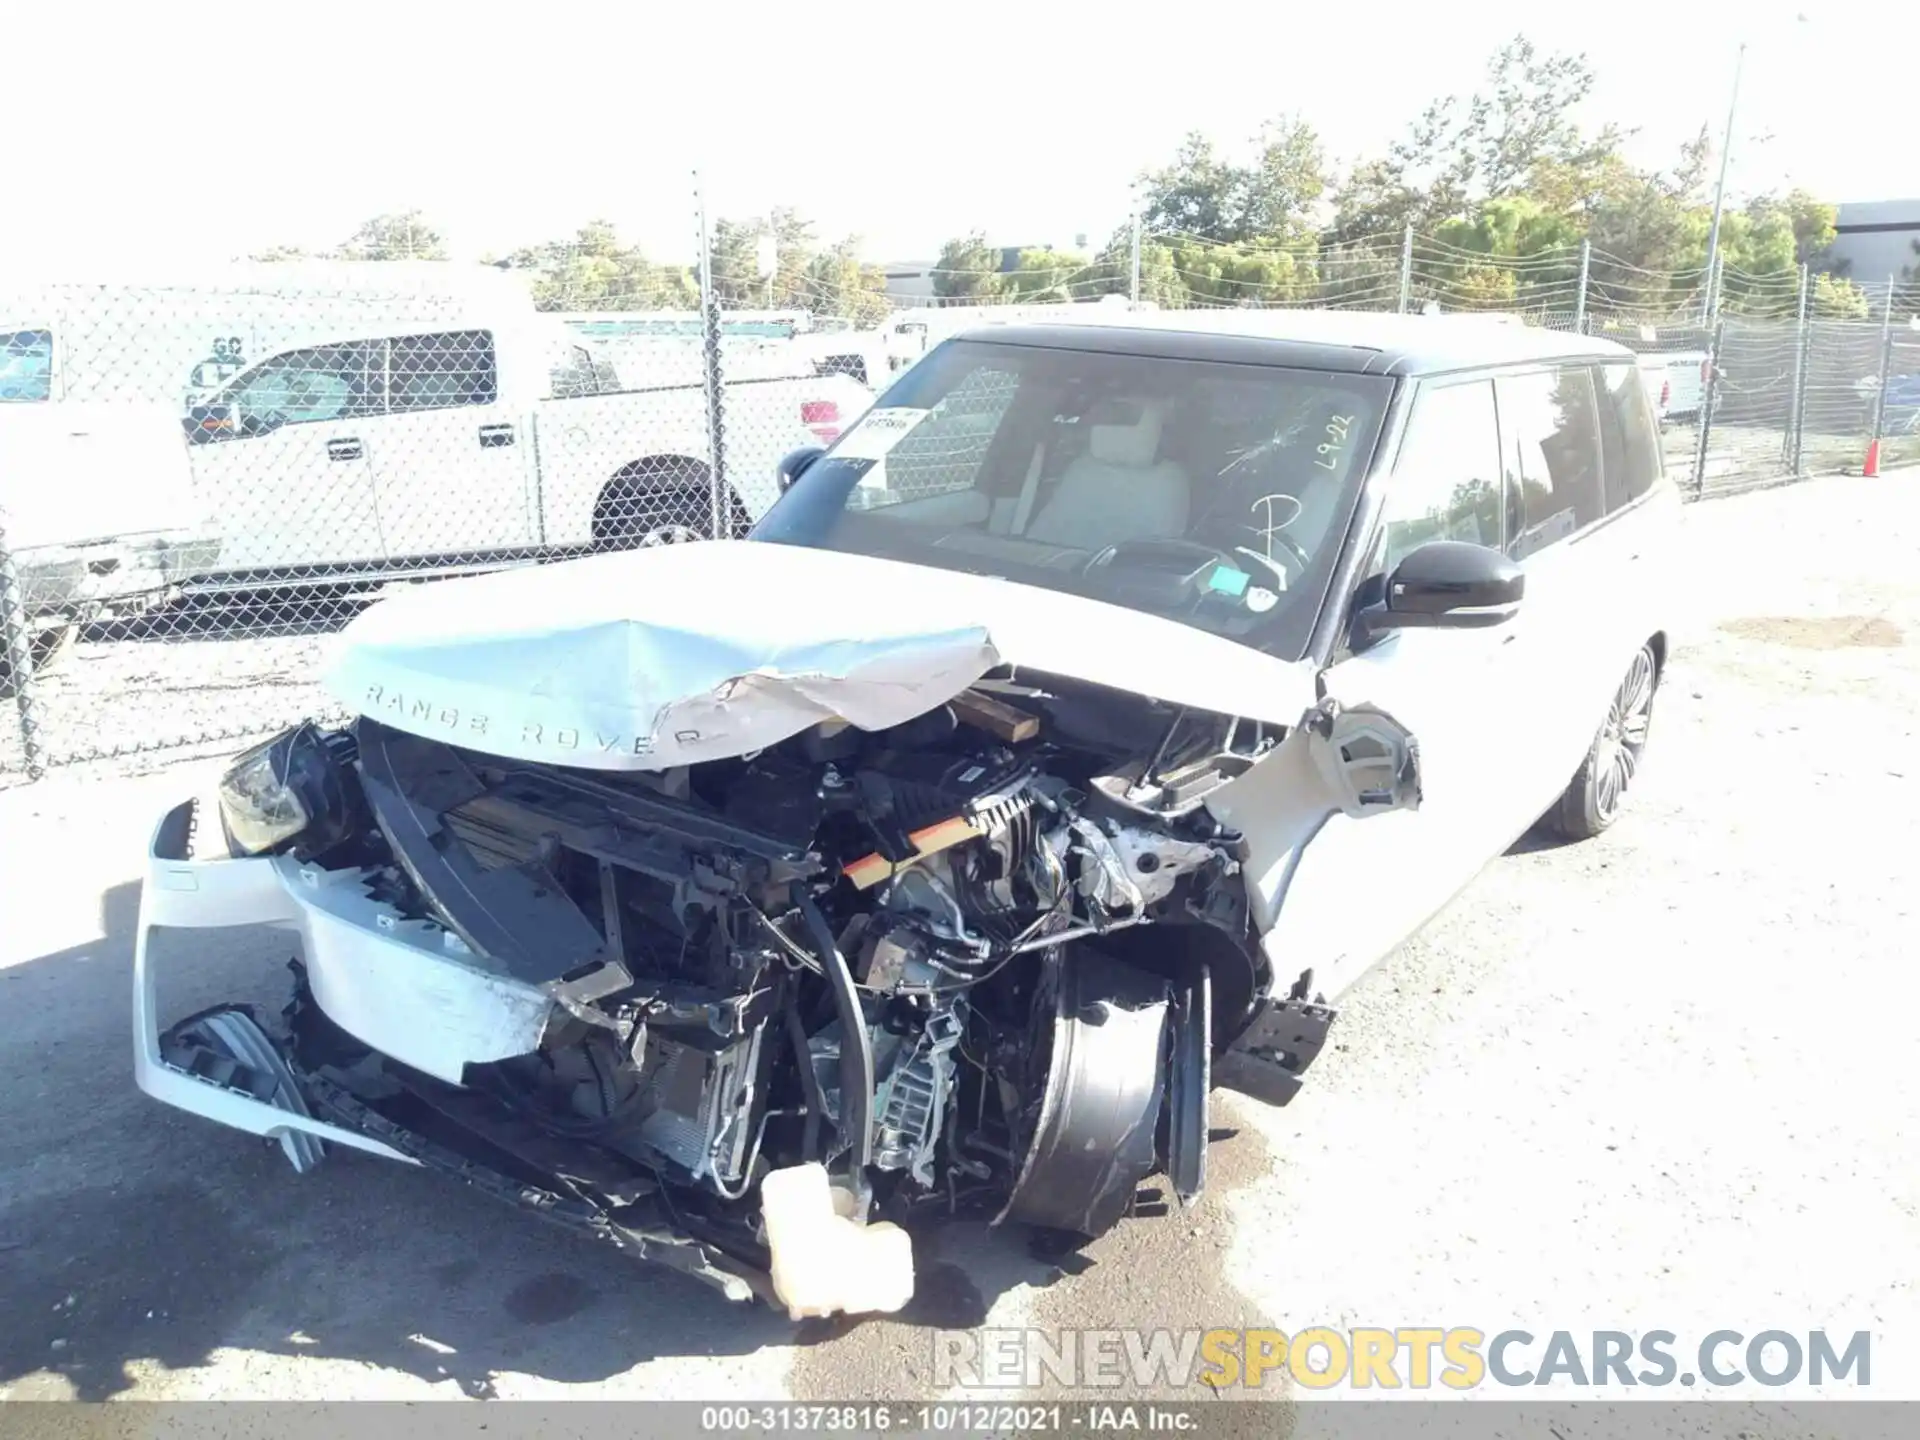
[951,309,1632,378]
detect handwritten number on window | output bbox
[1315,414,1355,471]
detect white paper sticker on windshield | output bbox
[831,407,931,461]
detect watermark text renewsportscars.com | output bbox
[932,1327,1873,1391]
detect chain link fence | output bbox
[2,211,1916,780]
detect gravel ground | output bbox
[1,471,1917,1416]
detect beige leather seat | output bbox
[1023,399,1190,552]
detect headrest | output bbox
[1087,398,1165,468]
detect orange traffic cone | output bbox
[1864,439,1881,477]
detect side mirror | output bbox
[777,445,826,494]
[183,404,236,444]
[1356,540,1523,644]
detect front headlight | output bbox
[216,722,361,858]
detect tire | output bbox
[1551,642,1659,841]
[591,459,747,551]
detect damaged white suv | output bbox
[135,311,1676,1317]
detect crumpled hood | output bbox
[325,540,1318,770]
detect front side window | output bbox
[1595,361,1664,510]
[1380,379,1504,570]
[222,341,380,433]
[1496,367,1606,558]
[754,338,1393,660]
[0,328,53,403]
[390,330,497,412]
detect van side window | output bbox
[390,331,498,413]
[226,341,381,431]
[1380,379,1504,570]
[1495,367,1605,558]
[1,328,54,403]
[1594,362,1664,510]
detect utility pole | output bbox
[1702,42,1747,327]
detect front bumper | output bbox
[134,796,554,1165]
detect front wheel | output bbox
[1551,643,1658,841]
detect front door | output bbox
[1216,376,1539,1004]
[187,339,385,572]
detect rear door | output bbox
[1493,364,1618,812]
[361,329,534,562]
[1592,356,1681,676]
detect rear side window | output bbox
[1381,379,1504,569]
[1496,367,1606,558]
[1,328,53,403]
[1595,362,1664,509]
[390,330,498,413]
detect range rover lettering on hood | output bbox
[324,541,1321,769]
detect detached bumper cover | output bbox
[134,796,555,1165]
[135,795,771,1303]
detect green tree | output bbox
[1138,116,1327,246]
[801,239,892,326]
[931,232,1006,300]
[1330,37,1622,242]
[1812,272,1872,319]
[1000,248,1093,301]
[503,220,697,311]
[337,211,448,261]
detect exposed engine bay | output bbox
[157,668,1391,1314]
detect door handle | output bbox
[327,438,363,461]
[478,423,515,448]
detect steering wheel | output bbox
[1082,537,1287,608]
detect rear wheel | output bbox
[591,459,747,550]
[1551,643,1659,841]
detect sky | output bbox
[8,0,1917,274]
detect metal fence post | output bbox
[1129,210,1142,305]
[0,516,47,780]
[1397,225,1413,314]
[1871,275,1897,449]
[694,170,730,539]
[1690,320,1725,499]
[1788,263,1811,475]
[1573,239,1591,334]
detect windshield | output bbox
[751,338,1393,660]
[1,328,53,403]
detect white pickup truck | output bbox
[1634,348,1712,426]
[175,312,871,588]
[2,324,217,680]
